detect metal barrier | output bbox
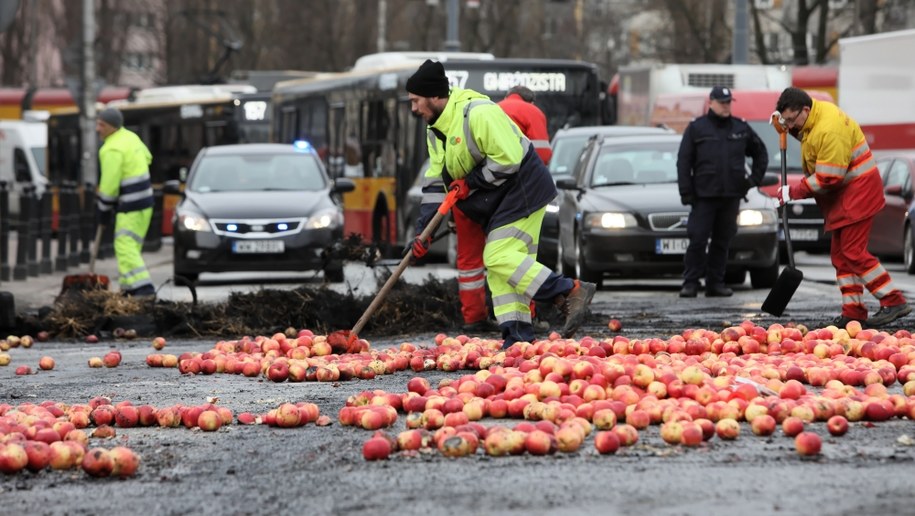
[55,183,70,272]
[0,181,9,282]
[39,189,53,274]
[26,187,39,277]
[13,185,31,280]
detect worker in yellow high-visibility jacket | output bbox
[96,107,156,298]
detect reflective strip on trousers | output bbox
[483,207,548,326]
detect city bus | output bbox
[45,84,270,235]
[0,86,133,119]
[271,55,606,255]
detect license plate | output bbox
[232,240,285,254]
[656,238,689,255]
[788,229,819,241]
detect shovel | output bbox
[761,112,803,316]
[340,187,460,347]
[59,225,110,297]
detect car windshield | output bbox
[189,153,327,192]
[748,120,804,171]
[591,141,679,187]
[549,135,591,177]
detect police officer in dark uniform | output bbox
[676,86,768,298]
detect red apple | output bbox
[109,446,140,477]
[363,436,392,460]
[38,356,55,370]
[593,430,621,454]
[794,431,822,456]
[781,416,805,437]
[826,415,849,436]
[81,447,114,477]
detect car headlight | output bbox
[177,212,212,232]
[305,208,343,229]
[584,212,637,229]
[737,209,778,227]
[545,199,560,213]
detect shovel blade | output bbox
[761,266,804,316]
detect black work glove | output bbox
[96,207,114,227]
[680,194,693,206]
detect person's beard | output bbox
[427,102,443,125]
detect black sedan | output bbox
[555,134,780,289]
[540,125,676,267]
[166,143,355,284]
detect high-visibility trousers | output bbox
[114,208,153,292]
[483,207,573,345]
[454,207,488,325]
[831,216,906,320]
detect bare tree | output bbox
[0,0,30,85]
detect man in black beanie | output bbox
[406,59,596,348]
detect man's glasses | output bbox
[780,109,806,125]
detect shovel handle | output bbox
[89,225,104,275]
[349,188,460,339]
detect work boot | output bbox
[679,283,698,298]
[829,315,865,329]
[557,280,596,338]
[866,303,912,328]
[705,285,733,297]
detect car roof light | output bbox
[293,140,315,153]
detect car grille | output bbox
[210,218,306,238]
[649,212,690,231]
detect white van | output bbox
[0,118,48,221]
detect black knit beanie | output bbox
[406,59,450,98]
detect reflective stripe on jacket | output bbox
[498,93,552,165]
[98,127,154,214]
[792,100,883,231]
[415,87,556,234]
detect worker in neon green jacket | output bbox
[96,107,156,298]
[405,59,596,348]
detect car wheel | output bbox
[724,269,746,286]
[574,231,602,287]
[750,261,779,289]
[905,225,915,274]
[174,271,198,286]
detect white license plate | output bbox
[656,238,689,255]
[789,229,819,241]
[232,240,285,254]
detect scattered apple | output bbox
[38,356,55,370]
[794,431,822,456]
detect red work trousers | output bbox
[453,207,488,325]
[831,216,906,320]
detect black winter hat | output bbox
[406,59,450,98]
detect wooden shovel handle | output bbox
[349,188,460,339]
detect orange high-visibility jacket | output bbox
[498,93,552,165]
[791,99,883,231]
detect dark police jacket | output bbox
[677,110,768,199]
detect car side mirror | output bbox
[163,180,183,195]
[885,184,903,197]
[179,167,189,182]
[759,173,779,187]
[333,178,356,194]
[556,178,579,190]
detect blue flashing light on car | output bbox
[293,140,315,153]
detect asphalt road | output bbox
[2,242,915,515]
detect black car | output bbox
[540,125,676,268]
[555,134,780,289]
[166,143,355,284]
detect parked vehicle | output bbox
[872,152,915,270]
[165,142,355,284]
[0,119,48,224]
[555,134,779,289]
[541,125,675,268]
[839,29,915,152]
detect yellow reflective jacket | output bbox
[98,127,154,214]
[416,87,555,233]
[794,99,883,231]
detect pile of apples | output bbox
[0,398,140,477]
[348,320,915,461]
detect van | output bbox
[649,89,835,257]
[0,119,48,223]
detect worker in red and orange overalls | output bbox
[775,87,910,328]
